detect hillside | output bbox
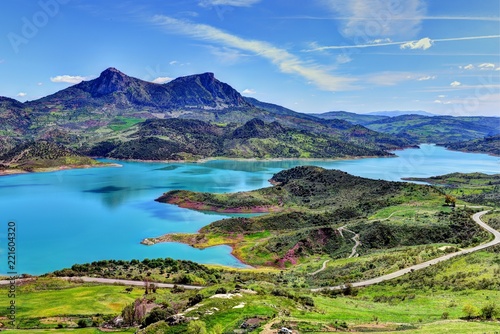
[0,140,106,173]
[444,135,500,155]
[312,112,500,144]
[311,111,388,125]
[153,166,489,267]
[404,172,500,207]
[364,115,500,143]
[83,118,390,161]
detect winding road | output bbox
[1,211,497,293]
[312,210,499,291]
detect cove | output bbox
[0,144,498,275]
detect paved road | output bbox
[312,210,499,291]
[0,276,204,290]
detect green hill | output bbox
[153,166,489,267]
[444,135,500,155]
[84,118,391,161]
[0,140,104,173]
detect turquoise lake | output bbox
[0,144,498,275]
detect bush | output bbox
[187,320,207,334]
[481,303,498,319]
[77,319,88,328]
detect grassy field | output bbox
[108,116,144,132]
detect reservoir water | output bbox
[0,144,498,275]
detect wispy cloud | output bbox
[417,75,436,81]
[16,92,27,97]
[242,88,256,94]
[204,45,252,64]
[450,81,462,87]
[365,72,416,86]
[304,35,500,52]
[322,0,426,38]
[199,0,261,7]
[50,75,88,84]
[151,77,173,84]
[152,15,356,91]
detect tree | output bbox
[462,304,478,319]
[187,320,207,334]
[481,302,498,319]
[445,194,456,207]
[77,319,88,328]
[143,307,168,327]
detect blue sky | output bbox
[1,0,499,115]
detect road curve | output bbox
[312,210,499,291]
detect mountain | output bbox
[444,135,500,155]
[310,111,387,125]
[28,68,252,120]
[0,68,416,157]
[82,118,391,161]
[367,110,436,117]
[364,115,500,143]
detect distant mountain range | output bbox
[312,111,500,144]
[0,67,499,162]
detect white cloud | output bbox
[199,0,261,7]
[400,37,433,50]
[37,82,43,86]
[438,95,446,98]
[434,100,442,104]
[152,15,356,91]
[50,75,88,84]
[152,77,173,84]
[450,81,461,87]
[417,75,436,81]
[478,63,496,70]
[323,0,426,38]
[169,60,178,65]
[242,88,256,94]
[496,67,500,71]
[463,64,474,70]
[16,92,27,97]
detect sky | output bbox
[0,0,499,116]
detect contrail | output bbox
[304,35,500,52]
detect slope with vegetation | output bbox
[153,167,489,268]
[81,118,390,161]
[444,135,500,155]
[0,140,110,174]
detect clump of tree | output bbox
[445,194,456,207]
